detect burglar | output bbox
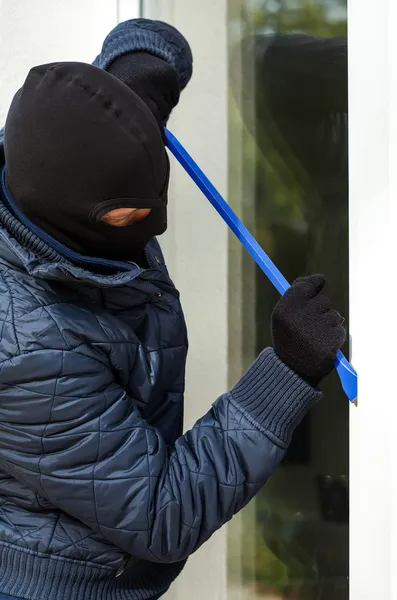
[0,19,345,600]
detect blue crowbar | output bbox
[165,129,358,403]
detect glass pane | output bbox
[227,1,349,599]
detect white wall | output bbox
[389,6,397,598]
[143,2,229,600]
[0,0,141,123]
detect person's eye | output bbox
[101,208,152,227]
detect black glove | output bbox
[271,275,346,386]
[108,52,180,126]
[101,19,193,126]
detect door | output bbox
[142,1,395,599]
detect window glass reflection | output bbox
[228,1,349,598]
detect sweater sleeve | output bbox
[0,346,320,564]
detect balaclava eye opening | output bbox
[4,61,170,261]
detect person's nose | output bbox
[101,207,152,226]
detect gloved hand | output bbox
[99,19,193,126]
[100,19,193,89]
[271,275,346,386]
[108,52,180,126]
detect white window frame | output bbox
[349,0,395,598]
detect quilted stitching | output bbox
[0,258,190,564]
[0,246,286,568]
[0,194,291,581]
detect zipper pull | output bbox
[115,556,138,578]
[115,557,129,578]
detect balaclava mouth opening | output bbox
[3,61,170,261]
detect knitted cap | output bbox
[99,19,193,90]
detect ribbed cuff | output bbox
[99,19,193,90]
[230,348,321,445]
[0,540,184,600]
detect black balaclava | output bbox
[4,61,170,261]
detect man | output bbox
[0,19,345,600]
